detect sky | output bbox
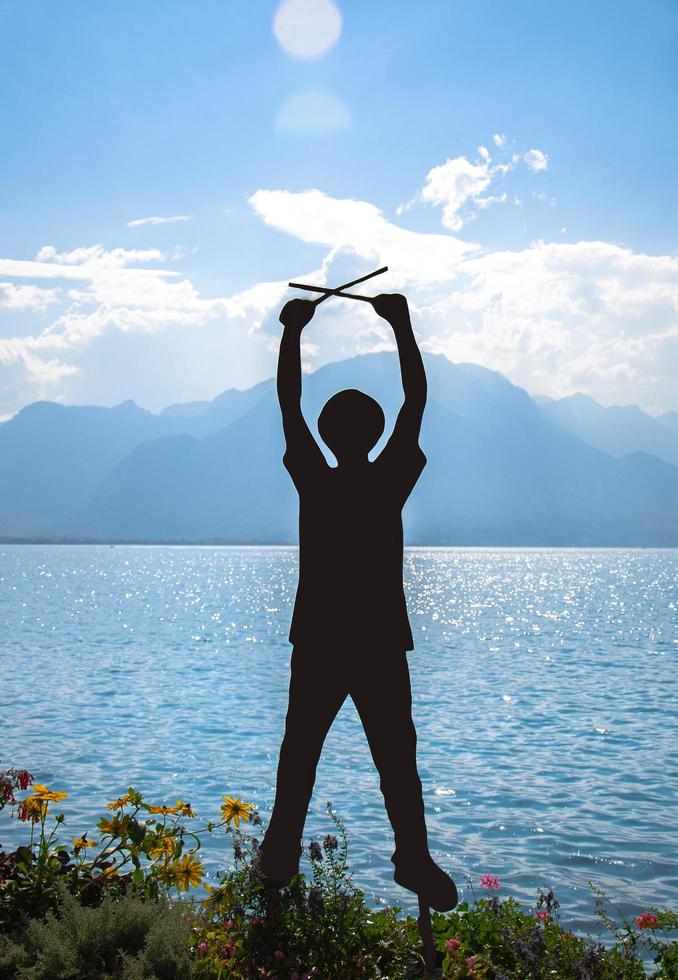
[1,0,678,419]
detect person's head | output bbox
[318,388,385,464]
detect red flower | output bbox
[635,914,659,930]
[445,937,461,952]
[0,777,15,804]
[536,910,551,922]
[17,769,34,791]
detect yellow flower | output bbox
[149,835,177,860]
[219,796,253,828]
[99,815,125,836]
[106,794,131,810]
[72,835,96,853]
[174,799,196,818]
[18,797,48,822]
[146,803,182,816]
[100,865,119,878]
[156,863,177,886]
[171,853,204,891]
[31,783,68,803]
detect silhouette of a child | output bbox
[260,293,457,911]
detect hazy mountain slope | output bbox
[160,378,274,438]
[75,353,678,546]
[0,400,180,536]
[537,392,678,467]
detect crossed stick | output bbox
[288,265,388,305]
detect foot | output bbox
[393,855,458,912]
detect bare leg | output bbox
[260,645,348,882]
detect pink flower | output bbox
[197,942,208,955]
[635,914,659,930]
[444,937,461,952]
[224,919,235,930]
[479,873,500,889]
[466,954,479,970]
[274,950,284,961]
[536,910,550,922]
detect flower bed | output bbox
[1,763,676,978]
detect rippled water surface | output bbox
[1,545,676,937]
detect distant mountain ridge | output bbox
[1,353,677,545]
[536,391,678,467]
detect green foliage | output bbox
[195,803,419,978]
[2,763,677,978]
[0,882,195,979]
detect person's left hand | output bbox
[370,293,409,324]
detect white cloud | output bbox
[398,139,548,231]
[418,155,494,231]
[2,146,678,415]
[0,282,61,310]
[0,243,291,413]
[524,148,549,172]
[127,215,193,228]
[249,188,476,284]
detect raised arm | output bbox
[277,298,326,472]
[371,293,427,441]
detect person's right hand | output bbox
[279,298,316,331]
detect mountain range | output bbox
[1,353,677,546]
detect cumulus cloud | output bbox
[250,188,476,284]
[248,183,678,411]
[524,148,549,172]
[416,155,494,231]
[127,215,193,228]
[0,242,292,413]
[0,282,61,310]
[2,145,677,415]
[398,139,549,231]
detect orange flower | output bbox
[146,804,182,816]
[31,783,68,803]
[106,794,132,810]
[174,799,196,818]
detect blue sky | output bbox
[1,0,677,417]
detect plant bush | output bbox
[0,884,195,979]
[2,762,676,978]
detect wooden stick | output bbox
[288,283,373,302]
[418,896,435,973]
[288,265,388,307]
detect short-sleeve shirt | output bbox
[283,425,426,652]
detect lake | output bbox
[1,544,676,941]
